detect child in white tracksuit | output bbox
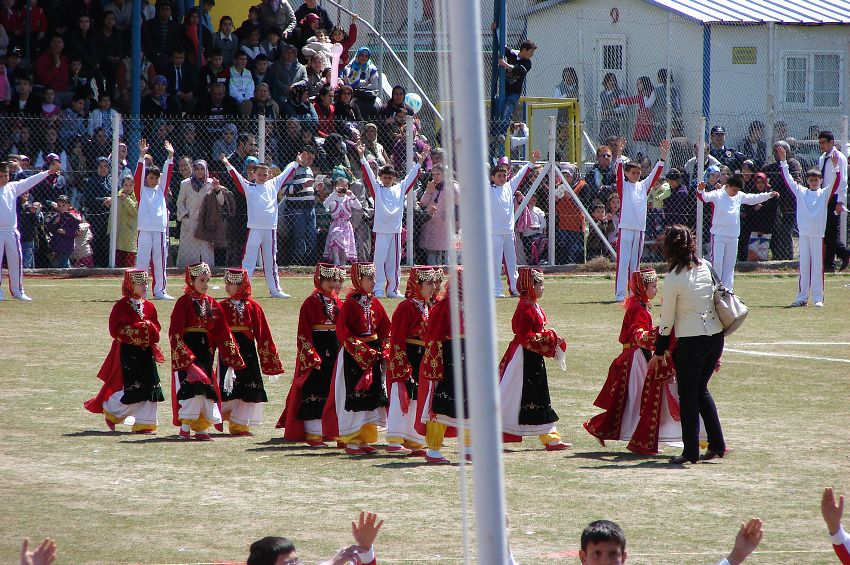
[778,146,844,307]
[0,163,52,300]
[697,174,778,291]
[223,155,299,298]
[358,145,422,298]
[488,160,532,297]
[135,140,175,300]
[614,141,667,302]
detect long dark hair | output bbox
[661,224,699,274]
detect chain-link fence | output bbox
[7,0,849,272]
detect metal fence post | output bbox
[258,115,266,163]
[406,114,415,266]
[109,112,122,269]
[548,115,556,266]
[696,116,706,258]
[841,115,848,247]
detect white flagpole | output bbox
[446,1,508,563]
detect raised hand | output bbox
[351,511,384,551]
[138,138,149,156]
[727,518,764,565]
[20,537,57,565]
[164,140,174,157]
[697,181,706,191]
[775,144,786,162]
[531,149,541,162]
[659,139,670,161]
[822,487,844,535]
[355,143,365,158]
[219,153,229,166]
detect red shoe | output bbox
[336,441,346,448]
[359,445,378,454]
[104,416,116,432]
[232,431,253,437]
[306,439,328,447]
[385,445,412,455]
[409,449,427,457]
[178,429,191,440]
[595,437,606,448]
[344,445,365,455]
[194,433,213,441]
[133,429,155,435]
[545,442,572,451]
[464,453,473,462]
[425,455,450,464]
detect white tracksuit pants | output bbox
[711,235,738,291]
[243,228,283,295]
[492,233,519,295]
[796,235,824,303]
[135,230,169,297]
[373,232,401,295]
[615,228,643,301]
[0,229,24,297]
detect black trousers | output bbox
[824,195,848,271]
[673,332,726,462]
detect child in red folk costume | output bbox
[169,263,245,440]
[498,268,569,451]
[218,268,284,436]
[84,270,165,433]
[385,267,440,455]
[278,263,345,446]
[322,262,391,454]
[584,268,689,454]
[415,267,468,464]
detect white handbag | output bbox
[708,266,748,336]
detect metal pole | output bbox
[446,1,507,563]
[497,0,506,119]
[323,0,442,120]
[406,0,415,91]
[258,115,266,163]
[109,113,122,269]
[696,116,706,258]
[766,23,775,150]
[406,115,415,266]
[576,7,585,161]
[129,0,143,163]
[548,116,556,265]
[665,13,672,143]
[376,0,385,89]
[841,115,848,247]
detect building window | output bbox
[783,52,842,109]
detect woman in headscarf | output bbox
[281,80,319,130]
[176,159,216,267]
[217,268,284,436]
[321,262,391,455]
[84,270,165,433]
[498,268,569,451]
[343,47,381,118]
[278,264,345,446]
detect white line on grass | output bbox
[734,341,850,346]
[724,347,850,364]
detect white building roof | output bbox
[526,0,850,25]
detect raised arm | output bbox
[740,191,778,205]
[400,156,423,195]
[159,151,174,198]
[272,158,300,192]
[134,138,148,201]
[221,154,247,195]
[357,143,378,199]
[9,169,51,197]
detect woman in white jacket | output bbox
[175,160,216,267]
[648,224,727,465]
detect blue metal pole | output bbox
[129,0,143,163]
[490,0,506,120]
[702,24,711,137]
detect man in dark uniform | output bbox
[708,125,746,171]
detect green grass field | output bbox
[1,273,849,564]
